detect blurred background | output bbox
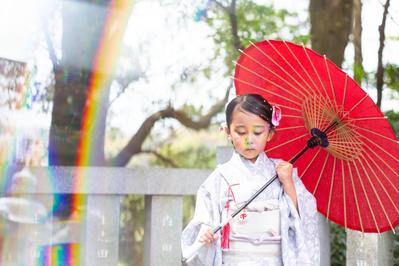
[0,0,398,265]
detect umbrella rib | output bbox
[312,153,329,195]
[326,157,337,220]
[342,75,348,107]
[238,46,309,98]
[351,124,399,145]
[283,115,306,119]
[361,141,399,190]
[304,95,326,130]
[347,161,364,232]
[359,153,397,232]
[276,125,306,132]
[263,40,317,95]
[299,148,322,178]
[342,162,347,228]
[350,117,389,121]
[232,76,302,107]
[234,61,303,101]
[352,160,380,233]
[324,56,339,111]
[303,96,316,129]
[343,94,368,118]
[281,41,320,94]
[265,133,309,152]
[315,98,329,130]
[302,46,332,104]
[269,102,302,113]
[362,149,399,224]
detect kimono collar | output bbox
[220,151,277,182]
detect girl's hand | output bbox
[199,228,218,245]
[276,161,294,186]
[276,161,298,210]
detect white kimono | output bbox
[181,151,319,265]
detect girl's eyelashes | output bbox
[234,130,264,136]
[235,130,246,136]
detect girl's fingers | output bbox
[199,229,218,244]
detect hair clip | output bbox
[271,105,282,127]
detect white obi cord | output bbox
[222,200,282,264]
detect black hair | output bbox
[225,94,273,128]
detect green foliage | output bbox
[119,195,145,266]
[353,63,366,85]
[153,143,217,169]
[385,110,399,139]
[385,64,399,93]
[330,222,346,266]
[205,0,309,76]
[394,230,399,266]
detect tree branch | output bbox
[108,87,231,166]
[211,0,242,51]
[141,149,178,168]
[228,0,242,51]
[376,0,390,108]
[213,0,229,12]
[352,0,364,84]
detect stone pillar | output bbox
[144,195,183,266]
[318,215,330,266]
[346,230,393,266]
[84,195,121,266]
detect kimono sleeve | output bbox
[281,168,320,265]
[181,171,223,266]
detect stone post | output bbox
[84,195,121,266]
[144,195,183,266]
[346,230,393,266]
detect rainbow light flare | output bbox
[78,0,133,167]
[0,135,16,194]
[36,243,80,266]
[74,0,133,197]
[49,1,132,264]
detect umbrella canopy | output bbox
[234,39,399,233]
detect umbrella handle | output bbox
[181,221,227,263]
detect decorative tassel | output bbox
[221,221,231,250]
[221,183,238,250]
[221,200,231,250]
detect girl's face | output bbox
[227,107,274,163]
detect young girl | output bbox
[181,94,319,265]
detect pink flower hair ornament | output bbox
[271,105,282,127]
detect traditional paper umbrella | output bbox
[234,39,399,233]
[181,39,399,263]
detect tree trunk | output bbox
[376,0,390,108]
[309,0,354,67]
[48,0,110,219]
[49,0,110,166]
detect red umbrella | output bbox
[234,39,399,233]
